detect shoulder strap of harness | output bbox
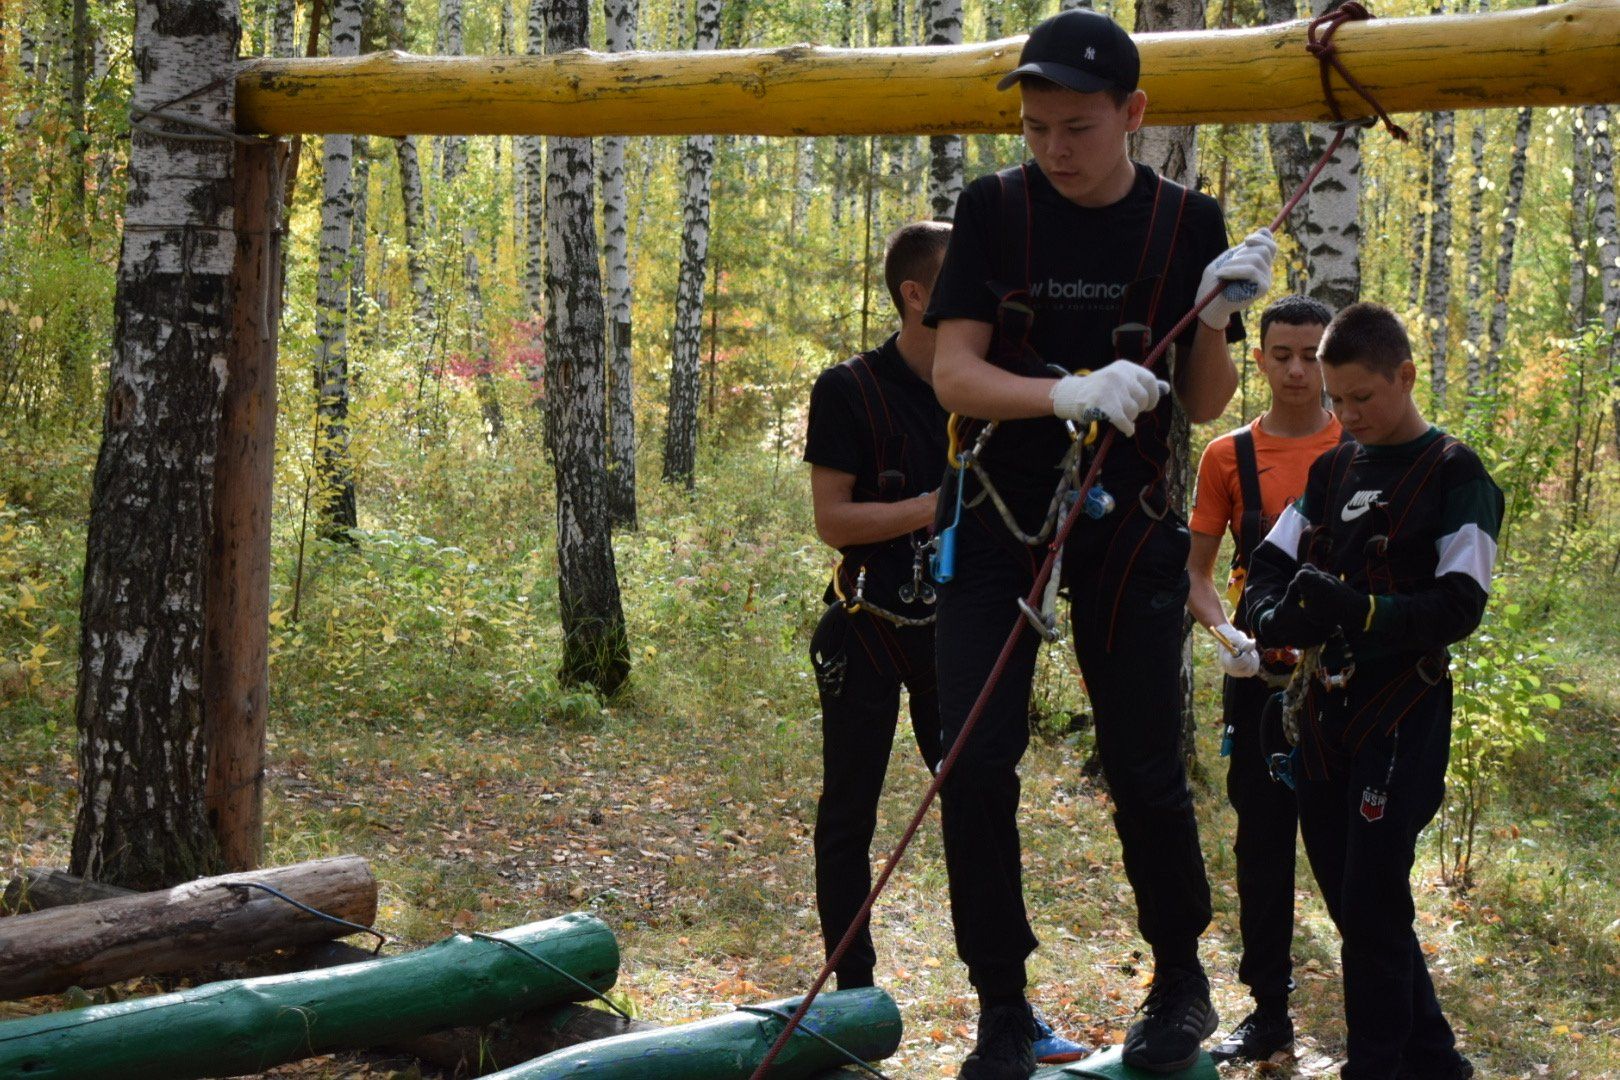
[987,164,1035,369]
[841,353,908,502]
[1114,174,1190,363]
[1232,427,1264,569]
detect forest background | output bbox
[0,0,1618,1074]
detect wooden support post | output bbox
[204,138,285,870]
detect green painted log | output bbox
[0,914,618,1080]
[487,987,902,1079]
[1035,1045,1219,1079]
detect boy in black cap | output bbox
[1247,303,1498,1080]
[925,8,1277,1078]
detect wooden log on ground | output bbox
[486,987,902,1079]
[235,0,1620,137]
[0,855,376,1000]
[0,914,619,1080]
[2,868,133,914]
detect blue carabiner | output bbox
[930,464,967,584]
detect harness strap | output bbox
[841,353,906,501]
[1233,427,1265,569]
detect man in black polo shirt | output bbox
[925,11,1276,1078]
[804,221,951,995]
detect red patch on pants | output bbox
[1360,786,1388,823]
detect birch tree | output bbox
[1572,108,1594,328]
[1424,108,1456,408]
[1485,107,1532,390]
[71,0,241,889]
[387,0,434,346]
[661,0,721,488]
[313,0,363,539]
[1408,118,1432,312]
[1590,105,1620,452]
[1463,113,1488,397]
[441,0,505,439]
[1300,0,1362,310]
[602,0,641,526]
[273,0,298,55]
[545,0,632,694]
[521,0,545,322]
[923,0,963,221]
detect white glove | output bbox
[1198,228,1278,330]
[1212,621,1261,679]
[1049,360,1167,438]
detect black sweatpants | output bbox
[1223,673,1299,1006]
[810,603,943,990]
[1295,667,1464,1080]
[934,492,1213,996]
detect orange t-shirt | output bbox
[1191,416,1345,547]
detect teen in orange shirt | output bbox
[1187,295,1341,1063]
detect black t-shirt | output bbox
[925,161,1242,513]
[804,334,949,615]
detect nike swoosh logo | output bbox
[1341,503,1373,521]
[1341,490,1382,522]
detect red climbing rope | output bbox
[750,10,1405,1078]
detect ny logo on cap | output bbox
[1085,46,1096,60]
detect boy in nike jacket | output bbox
[1246,303,1500,1080]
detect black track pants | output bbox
[934,496,1213,995]
[810,603,943,990]
[1295,672,1463,1080]
[1223,673,1299,1005]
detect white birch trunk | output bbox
[925,0,963,221]
[71,0,242,889]
[791,137,815,241]
[1424,110,1456,409]
[313,0,362,537]
[353,137,372,329]
[441,0,505,440]
[1588,105,1620,452]
[522,0,546,319]
[1409,117,1433,313]
[273,0,298,56]
[1572,108,1593,328]
[387,0,434,344]
[1485,107,1531,389]
[1299,0,1363,311]
[11,16,40,220]
[545,0,631,693]
[602,0,641,527]
[661,0,721,488]
[1593,105,1619,341]
[1463,114,1487,397]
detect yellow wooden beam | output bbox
[236,0,1620,137]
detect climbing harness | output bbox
[750,9,1409,1075]
[827,351,941,628]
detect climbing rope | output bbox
[747,9,1407,1078]
[224,880,390,953]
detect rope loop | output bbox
[1306,0,1410,141]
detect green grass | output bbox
[2,433,1617,1077]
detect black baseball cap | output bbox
[996,9,1140,95]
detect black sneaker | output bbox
[1122,968,1220,1074]
[1209,1008,1294,1063]
[959,1002,1037,1080]
[1396,1053,1474,1079]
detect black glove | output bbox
[1295,565,1372,634]
[1254,575,1333,649]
